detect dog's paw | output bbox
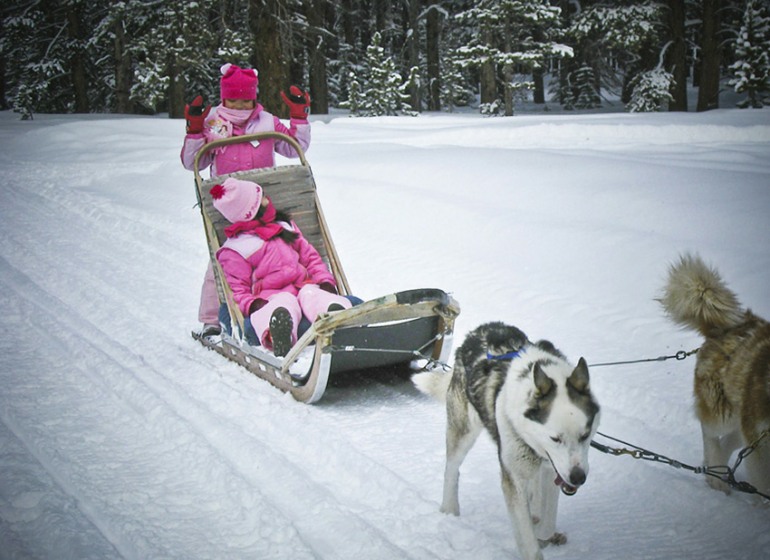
[539,532,567,548]
[439,503,460,516]
[706,476,732,495]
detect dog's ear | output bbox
[568,358,590,393]
[533,363,554,398]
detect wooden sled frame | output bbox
[192,132,460,403]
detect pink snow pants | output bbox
[198,263,220,325]
[249,284,352,351]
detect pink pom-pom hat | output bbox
[210,177,263,223]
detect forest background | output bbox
[2,0,769,120]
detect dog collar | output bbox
[486,349,522,361]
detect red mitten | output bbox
[280,86,311,120]
[184,95,211,134]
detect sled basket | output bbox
[192,132,460,403]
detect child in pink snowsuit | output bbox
[211,177,352,356]
[181,63,312,337]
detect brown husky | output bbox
[660,253,770,497]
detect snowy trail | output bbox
[0,151,501,558]
[1,110,770,559]
[0,196,446,557]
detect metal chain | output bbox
[362,342,701,372]
[591,430,770,501]
[408,346,701,372]
[589,348,698,368]
[403,340,764,501]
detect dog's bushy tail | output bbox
[412,369,451,403]
[659,253,743,337]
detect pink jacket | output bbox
[216,223,335,316]
[180,104,311,176]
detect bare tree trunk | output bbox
[374,0,388,37]
[167,56,186,118]
[250,0,290,118]
[503,65,514,116]
[697,0,721,111]
[407,0,421,112]
[0,55,6,110]
[667,0,688,111]
[304,0,329,114]
[531,23,545,105]
[480,61,496,106]
[502,14,513,116]
[66,5,89,113]
[425,5,441,111]
[114,18,133,113]
[480,27,496,107]
[341,0,357,47]
[0,17,5,110]
[533,67,545,104]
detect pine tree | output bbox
[2,0,105,118]
[440,53,475,111]
[455,0,572,116]
[626,68,674,112]
[0,0,760,118]
[729,0,770,108]
[128,2,218,116]
[341,32,417,117]
[573,65,602,109]
[439,0,480,111]
[565,2,664,111]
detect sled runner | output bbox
[191,132,460,403]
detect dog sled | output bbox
[191,132,460,403]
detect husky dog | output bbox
[413,322,600,560]
[660,253,770,496]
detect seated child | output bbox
[210,178,352,356]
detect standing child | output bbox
[181,63,312,338]
[210,177,352,357]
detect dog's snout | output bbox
[569,467,586,487]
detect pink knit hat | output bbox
[210,178,263,223]
[220,63,258,100]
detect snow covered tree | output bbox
[342,32,418,116]
[438,1,477,111]
[2,0,105,118]
[573,64,602,109]
[626,68,674,111]
[440,51,476,111]
[2,7,52,118]
[455,0,572,116]
[130,2,218,117]
[729,0,770,108]
[565,2,665,111]
[90,1,161,115]
[0,0,761,118]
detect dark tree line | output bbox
[1,1,767,119]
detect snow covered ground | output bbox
[1,105,769,560]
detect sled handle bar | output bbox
[193,131,309,185]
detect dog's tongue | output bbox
[554,474,578,496]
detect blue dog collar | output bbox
[486,349,522,361]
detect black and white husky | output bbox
[413,322,601,560]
